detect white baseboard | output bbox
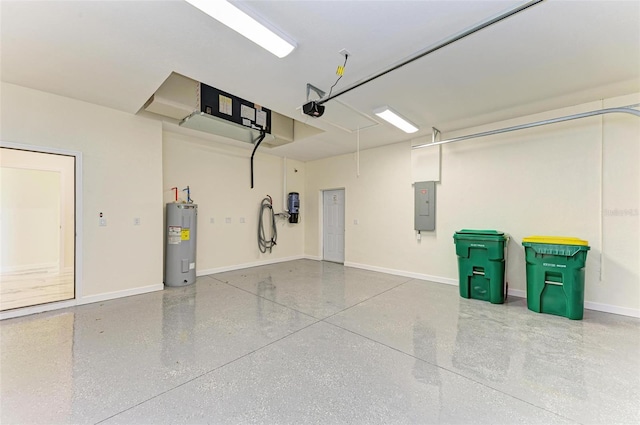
[303,255,323,261]
[197,255,307,276]
[3,258,637,319]
[582,301,640,318]
[343,261,458,286]
[0,284,164,320]
[78,284,164,305]
[507,288,526,298]
[343,262,640,318]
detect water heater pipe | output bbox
[182,185,192,203]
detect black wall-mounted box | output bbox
[199,83,271,134]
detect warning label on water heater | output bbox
[181,229,190,241]
[168,226,181,245]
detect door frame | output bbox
[320,188,345,263]
[0,141,83,320]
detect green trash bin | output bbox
[522,236,590,320]
[453,230,507,304]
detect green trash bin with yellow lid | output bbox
[522,236,590,320]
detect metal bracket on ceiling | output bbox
[432,127,441,144]
[306,84,326,103]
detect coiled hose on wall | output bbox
[258,196,277,253]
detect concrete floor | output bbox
[1,259,638,424]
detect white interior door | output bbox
[323,189,345,263]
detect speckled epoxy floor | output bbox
[1,259,639,424]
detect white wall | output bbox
[305,94,640,316]
[163,131,305,273]
[1,80,637,318]
[0,82,163,300]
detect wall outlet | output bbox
[239,217,245,223]
[133,217,141,226]
[225,217,232,224]
[353,219,359,225]
[210,217,215,224]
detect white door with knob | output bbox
[323,189,345,263]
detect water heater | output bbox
[165,203,197,287]
[288,192,299,223]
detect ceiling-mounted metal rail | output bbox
[316,0,545,106]
[412,105,640,150]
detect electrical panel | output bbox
[414,181,436,231]
[199,83,271,134]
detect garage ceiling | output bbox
[2,0,639,161]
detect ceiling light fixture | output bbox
[373,107,419,133]
[184,0,296,58]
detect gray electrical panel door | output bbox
[414,181,436,231]
[165,203,197,286]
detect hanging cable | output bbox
[326,54,348,99]
[258,196,277,253]
[250,130,267,189]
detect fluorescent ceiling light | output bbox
[373,107,419,133]
[185,0,295,58]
